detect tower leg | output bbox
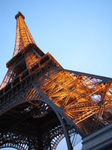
[33,84,73,149]
[56,112,73,150]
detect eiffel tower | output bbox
[0,12,112,150]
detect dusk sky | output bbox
[0,0,112,149]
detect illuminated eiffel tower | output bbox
[0,12,112,150]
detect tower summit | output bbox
[15,11,25,19]
[13,11,36,57]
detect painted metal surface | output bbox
[0,12,112,149]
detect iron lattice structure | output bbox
[0,12,112,150]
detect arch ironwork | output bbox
[0,90,80,150]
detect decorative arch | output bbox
[0,85,80,150]
[0,142,27,150]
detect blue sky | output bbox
[0,0,112,149]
